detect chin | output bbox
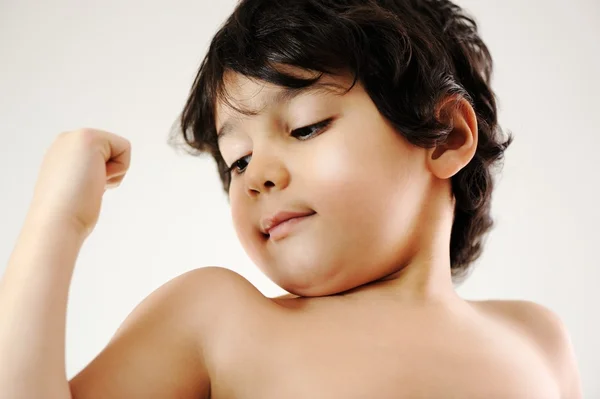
[279,281,334,297]
[269,260,359,297]
[284,279,361,297]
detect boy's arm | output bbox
[501,301,582,399]
[0,215,82,399]
[69,268,212,398]
[523,301,581,399]
[0,213,210,399]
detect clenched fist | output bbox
[28,128,131,237]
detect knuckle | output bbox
[57,128,93,141]
[75,128,97,140]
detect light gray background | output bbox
[1,0,598,396]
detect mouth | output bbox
[262,210,316,241]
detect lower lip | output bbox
[267,213,315,241]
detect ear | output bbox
[427,96,478,180]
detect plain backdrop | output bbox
[1,0,598,396]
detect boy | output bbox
[0,0,581,398]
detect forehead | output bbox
[214,69,354,131]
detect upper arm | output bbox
[68,266,252,399]
[504,301,582,399]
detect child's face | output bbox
[215,70,435,297]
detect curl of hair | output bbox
[169,0,513,281]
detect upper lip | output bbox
[260,210,316,235]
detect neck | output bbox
[341,189,463,306]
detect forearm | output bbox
[0,211,84,399]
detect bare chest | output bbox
[228,345,553,397]
[208,305,558,398]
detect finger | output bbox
[98,132,131,179]
[87,128,131,166]
[106,152,131,179]
[106,134,131,171]
[106,174,126,186]
[105,174,126,190]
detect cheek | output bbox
[229,190,262,257]
[306,142,352,184]
[306,130,406,202]
[305,126,424,234]
[230,196,245,236]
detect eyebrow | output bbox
[216,84,337,142]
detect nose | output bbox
[244,147,290,197]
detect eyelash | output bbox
[225,118,334,176]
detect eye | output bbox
[291,118,333,140]
[226,118,334,177]
[226,154,251,176]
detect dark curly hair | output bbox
[169,0,513,281]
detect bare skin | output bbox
[1,69,581,398]
[222,294,556,398]
[68,267,578,399]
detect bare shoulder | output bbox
[116,266,267,332]
[69,266,266,399]
[164,267,275,331]
[471,299,582,398]
[174,266,267,304]
[472,300,569,344]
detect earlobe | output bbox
[427,96,478,180]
